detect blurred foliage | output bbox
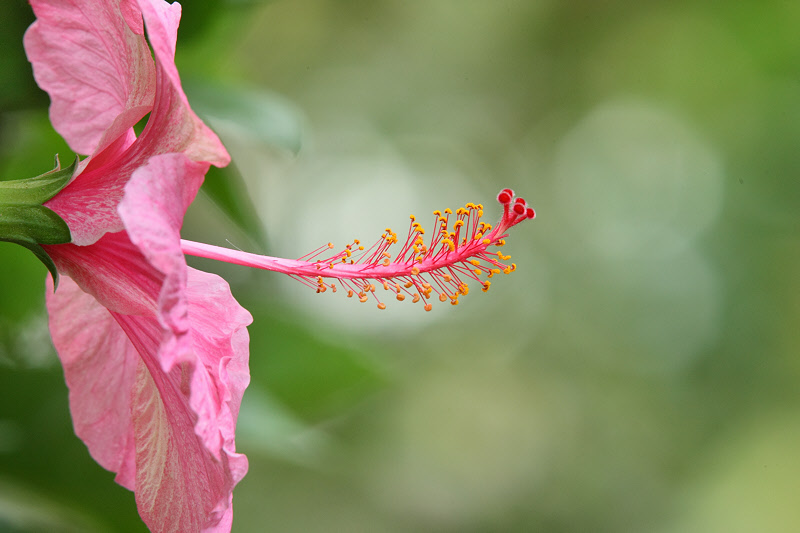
[1,0,799,532]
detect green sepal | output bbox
[0,155,77,289]
[0,155,77,205]
[0,205,72,245]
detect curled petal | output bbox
[136,0,230,166]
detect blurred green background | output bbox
[1,0,799,531]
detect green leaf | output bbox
[201,165,268,247]
[0,155,77,205]
[185,81,305,154]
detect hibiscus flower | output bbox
[20,0,536,531]
[25,0,250,531]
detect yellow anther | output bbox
[346,250,352,257]
[433,210,442,216]
[476,204,483,210]
[444,208,452,214]
[438,216,447,223]
[354,239,360,245]
[478,210,483,217]
[482,239,491,245]
[470,260,480,266]
[422,282,432,289]
[439,293,447,302]
[410,214,416,221]
[510,263,516,272]
[382,258,390,266]
[466,202,475,209]
[359,295,369,303]
[474,233,483,240]
[443,274,452,282]
[331,284,337,293]
[329,263,334,269]
[454,220,464,230]
[382,281,389,291]
[396,294,405,302]
[369,284,376,292]
[347,290,354,298]
[474,269,482,275]
[358,246,364,250]
[424,303,433,312]
[411,266,420,276]
[412,293,420,303]
[405,281,414,288]
[382,251,391,258]
[377,302,386,310]
[328,242,334,249]
[495,239,505,247]
[482,281,491,292]
[417,228,425,235]
[450,299,459,306]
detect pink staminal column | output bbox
[181,188,536,311]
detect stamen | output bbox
[180,188,535,311]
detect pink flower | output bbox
[22,0,536,530]
[25,1,250,531]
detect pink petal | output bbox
[113,290,249,533]
[119,152,251,464]
[47,152,251,531]
[43,0,231,246]
[136,0,231,166]
[24,0,156,156]
[45,274,138,491]
[48,252,250,532]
